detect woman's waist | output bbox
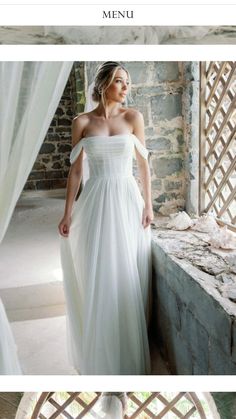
[87,173,135,181]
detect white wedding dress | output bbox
[60,133,151,375]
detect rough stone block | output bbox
[57,144,71,153]
[125,62,150,84]
[39,143,55,154]
[28,171,45,180]
[232,320,236,363]
[192,362,207,375]
[148,137,171,151]
[155,192,182,204]
[145,127,155,137]
[58,118,72,127]
[171,263,232,355]
[23,181,36,191]
[153,62,180,82]
[164,180,183,191]
[209,338,236,375]
[151,179,162,191]
[151,94,182,122]
[45,170,64,179]
[171,332,193,374]
[52,162,62,169]
[156,276,181,331]
[180,306,209,373]
[36,180,53,190]
[152,156,183,178]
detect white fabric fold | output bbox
[70,140,84,165]
[0,62,73,243]
[131,134,149,160]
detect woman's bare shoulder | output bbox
[72,112,93,146]
[123,107,144,122]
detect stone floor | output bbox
[1,192,169,375]
[1,26,236,44]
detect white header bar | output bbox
[0,5,236,25]
[0,45,236,61]
[0,374,235,392]
[1,0,236,4]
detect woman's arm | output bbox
[132,110,154,228]
[58,115,87,237]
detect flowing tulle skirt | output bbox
[61,175,151,374]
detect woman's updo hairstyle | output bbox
[92,61,131,106]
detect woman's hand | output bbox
[58,215,72,237]
[142,206,154,229]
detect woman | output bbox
[58,61,153,375]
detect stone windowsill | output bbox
[151,216,236,317]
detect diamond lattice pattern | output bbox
[200,61,236,227]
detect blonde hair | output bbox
[92,61,131,106]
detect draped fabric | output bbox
[0,61,73,243]
[0,61,73,374]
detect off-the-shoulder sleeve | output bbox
[70,140,84,164]
[131,134,149,160]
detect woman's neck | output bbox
[96,101,122,120]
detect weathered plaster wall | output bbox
[24,63,85,191]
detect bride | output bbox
[58,61,153,375]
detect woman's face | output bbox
[105,68,130,103]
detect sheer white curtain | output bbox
[0,61,72,374]
[0,61,73,243]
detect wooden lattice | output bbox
[31,392,207,419]
[31,392,101,419]
[200,61,236,230]
[125,392,206,419]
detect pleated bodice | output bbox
[70,133,149,179]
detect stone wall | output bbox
[152,225,236,375]
[86,61,198,215]
[24,63,85,191]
